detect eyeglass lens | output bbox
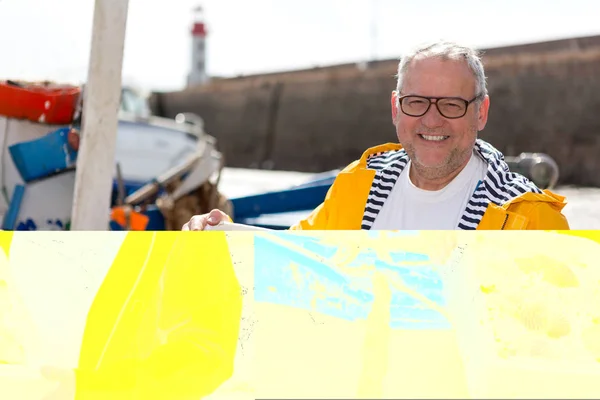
[400,96,468,118]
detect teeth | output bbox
[420,135,448,141]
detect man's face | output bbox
[391,57,490,178]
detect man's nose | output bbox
[421,101,445,128]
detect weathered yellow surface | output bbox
[0,232,35,365]
[210,231,600,399]
[0,233,57,399]
[442,231,600,398]
[1,231,600,399]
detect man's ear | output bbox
[391,91,399,123]
[477,95,490,131]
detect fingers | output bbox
[181,209,229,231]
[206,209,227,226]
[181,214,209,231]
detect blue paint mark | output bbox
[390,251,430,263]
[390,292,420,307]
[302,239,338,259]
[254,233,451,330]
[258,236,348,284]
[266,233,338,258]
[346,249,431,268]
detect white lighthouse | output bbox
[188,5,209,87]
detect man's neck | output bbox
[409,156,472,191]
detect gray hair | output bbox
[396,40,488,98]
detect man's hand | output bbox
[181,209,231,231]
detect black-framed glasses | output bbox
[398,94,482,119]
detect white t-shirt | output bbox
[370,151,488,230]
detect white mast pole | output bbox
[70,0,130,230]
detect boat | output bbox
[0,81,225,231]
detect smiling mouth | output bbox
[418,134,449,141]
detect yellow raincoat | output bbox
[291,142,570,230]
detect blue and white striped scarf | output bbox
[360,139,543,230]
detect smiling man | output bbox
[183,40,570,231]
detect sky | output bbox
[0,0,599,92]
